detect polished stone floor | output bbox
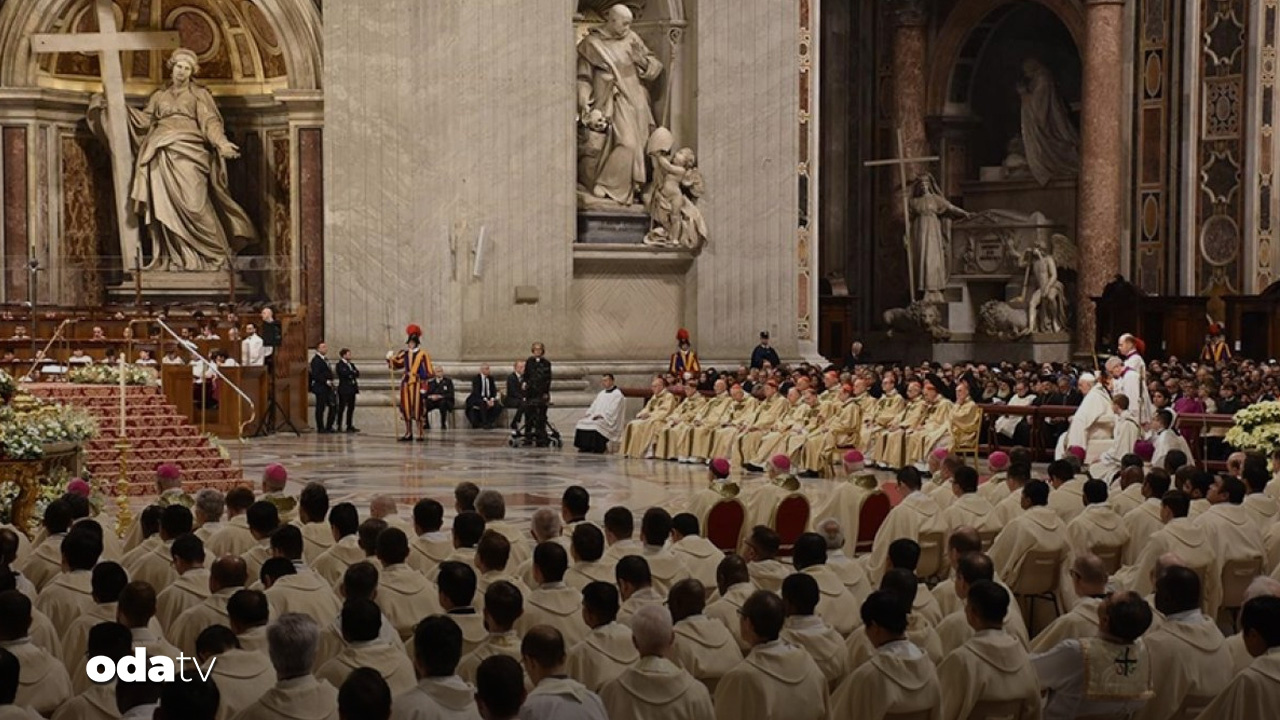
[226,427,740,523]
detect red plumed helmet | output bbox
[1208,323,1224,336]
[676,328,690,343]
[405,324,422,337]
[1133,337,1147,356]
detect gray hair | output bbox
[1245,576,1280,602]
[194,489,225,522]
[267,613,319,679]
[629,604,673,657]
[475,490,506,521]
[369,495,397,519]
[1105,356,1123,371]
[531,507,562,542]
[816,518,845,552]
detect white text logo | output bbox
[86,650,216,683]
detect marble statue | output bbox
[88,48,255,272]
[911,174,971,304]
[977,299,1029,340]
[576,4,663,206]
[643,128,708,252]
[1017,58,1080,186]
[1009,233,1075,334]
[884,302,952,341]
[1001,136,1033,180]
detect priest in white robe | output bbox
[567,582,640,692]
[394,615,485,720]
[828,590,941,720]
[316,598,417,695]
[193,625,276,720]
[667,579,743,695]
[1031,554,1108,653]
[937,580,1042,720]
[600,605,714,720]
[520,626,610,720]
[0,592,72,716]
[1134,566,1234,720]
[713,590,828,720]
[1191,595,1280,720]
[778,574,849,689]
[862,466,947,582]
[574,374,626,454]
[1118,335,1153,425]
[1151,411,1193,469]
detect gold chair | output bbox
[916,531,946,583]
[1220,556,1264,630]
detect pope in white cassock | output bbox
[574,374,626,454]
[1055,372,1113,461]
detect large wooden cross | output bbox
[30,0,180,271]
[864,129,940,300]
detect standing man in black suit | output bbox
[505,360,526,430]
[424,366,456,430]
[466,364,502,429]
[523,343,552,446]
[336,347,360,433]
[309,341,336,433]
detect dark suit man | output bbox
[523,343,552,446]
[424,367,455,429]
[749,331,780,369]
[309,342,336,433]
[505,361,526,431]
[466,365,502,429]
[336,348,360,433]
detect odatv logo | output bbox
[86,649,216,683]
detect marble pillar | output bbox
[892,0,930,217]
[1077,0,1126,352]
[2,126,28,301]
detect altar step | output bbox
[23,383,245,494]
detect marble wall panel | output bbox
[299,127,323,345]
[59,133,113,305]
[2,127,28,302]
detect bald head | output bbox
[948,526,982,558]
[210,556,248,592]
[605,3,634,22]
[1071,554,1109,596]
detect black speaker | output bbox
[261,320,283,348]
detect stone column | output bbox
[1076,0,1126,353]
[891,0,930,220]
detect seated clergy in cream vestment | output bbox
[740,455,804,533]
[810,455,883,554]
[154,534,212,635]
[34,527,100,635]
[375,528,443,640]
[1088,394,1142,482]
[941,465,998,537]
[847,570,946,668]
[663,380,730,463]
[1112,490,1217,601]
[705,556,756,654]
[874,381,926,469]
[206,486,258,559]
[455,582,526,685]
[1055,372,1113,461]
[1046,459,1088,525]
[1193,595,1280,719]
[519,626,610,720]
[1132,566,1234,720]
[310,505,365,587]
[127,504,194,593]
[861,376,905,464]
[749,389,823,469]
[317,598,416,696]
[599,604,714,720]
[616,558,665,629]
[667,579,742,695]
[713,590,828,720]
[799,383,863,475]
[790,533,860,637]
[0,591,72,717]
[234,613,339,720]
[622,377,681,458]
[732,382,790,468]
[1064,480,1129,571]
[828,590,942,720]
[669,514,722,593]
[937,581,1042,720]
[653,383,709,460]
[902,379,956,468]
[392,615,483,720]
[693,385,758,463]
[988,480,1069,586]
[196,627,276,720]
[1194,476,1266,616]
[260,529,341,626]
[566,582,639,692]
[49,622,130,720]
[862,466,947,582]
[778,574,849,690]
[294,484,335,565]
[515,543,589,647]
[576,373,628,455]
[407,500,452,577]
[168,556,248,657]
[932,556,1031,656]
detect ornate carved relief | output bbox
[1132,0,1180,294]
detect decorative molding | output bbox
[797,0,816,341]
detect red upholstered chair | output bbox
[706,499,746,553]
[773,494,811,557]
[854,492,892,555]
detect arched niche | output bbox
[0,0,323,317]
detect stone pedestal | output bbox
[881,334,1073,364]
[577,211,649,245]
[106,270,250,305]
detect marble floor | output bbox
[224,427,746,523]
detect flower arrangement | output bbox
[67,363,158,386]
[0,368,15,403]
[0,467,103,528]
[0,370,99,461]
[1225,401,1280,454]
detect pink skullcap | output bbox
[263,463,288,484]
[1067,446,1087,461]
[156,463,181,481]
[844,450,865,465]
[987,451,1009,470]
[769,455,792,472]
[931,448,950,460]
[1134,440,1155,461]
[66,479,92,497]
[709,458,731,479]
